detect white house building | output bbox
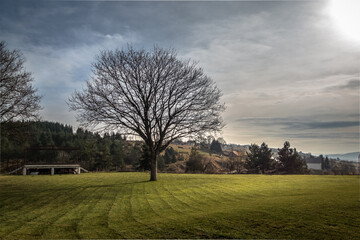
[306,157,322,170]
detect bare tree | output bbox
[0,41,41,123]
[69,46,225,181]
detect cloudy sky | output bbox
[1,0,359,154]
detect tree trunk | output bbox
[150,153,158,181]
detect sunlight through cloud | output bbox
[327,0,360,43]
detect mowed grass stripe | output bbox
[142,183,168,219]
[0,183,91,238]
[37,186,105,239]
[108,184,139,238]
[3,186,99,239]
[0,178,80,218]
[159,179,204,212]
[160,181,228,238]
[192,181,236,204]
[158,175,270,238]
[1,173,359,239]
[144,182,210,238]
[0,187,75,230]
[41,186,105,239]
[107,183,133,238]
[104,183,128,239]
[164,176,260,238]
[77,186,121,239]
[143,182,186,235]
[132,181,180,238]
[124,182,157,239]
[150,181,185,215]
[165,178,213,209]
[140,182,188,238]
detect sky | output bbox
[0,0,359,155]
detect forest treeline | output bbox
[1,121,138,172]
[1,121,358,175]
[1,121,188,173]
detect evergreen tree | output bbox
[158,156,165,171]
[246,144,261,173]
[138,144,151,171]
[246,142,273,173]
[186,147,205,173]
[81,138,97,170]
[259,142,274,173]
[278,141,308,174]
[324,156,331,170]
[319,155,325,170]
[164,147,177,164]
[96,139,112,171]
[124,142,142,166]
[210,140,222,154]
[39,130,54,146]
[111,140,124,171]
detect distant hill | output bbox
[325,152,360,162]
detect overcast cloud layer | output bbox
[1,0,359,154]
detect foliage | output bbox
[0,173,359,239]
[186,147,206,173]
[210,140,222,154]
[69,46,225,181]
[277,141,308,174]
[1,121,189,174]
[110,138,125,171]
[329,160,358,175]
[324,156,331,170]
[246,142,274,173]
[2,122,356,176]
[163,147,178,164]
[0,41,41,123]
[138,144,151,171]
[0,121,135,172]
[227,156,245,173]
[124,142,142,166]
[157,155,165,171]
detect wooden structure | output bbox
[9,164,89,175]
[11,145,88,175]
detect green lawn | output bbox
[0,173,359,239]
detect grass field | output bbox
[0,173,359,239]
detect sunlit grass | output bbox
[0,173,359,239]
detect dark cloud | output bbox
[273,132,359,140]
[0,0,358,153]
[323,78,360,93]
[284,121,359,130]
[1,1,254,48]
[337,79,360,89]
[0,0,317,49]
[237,117,359,130]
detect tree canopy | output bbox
[0,41,41,123]
[246,142,273,173]
[278,141,308,174]
[210,140,223,154]
[69,46,224,180]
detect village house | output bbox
[306,156,322,170]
